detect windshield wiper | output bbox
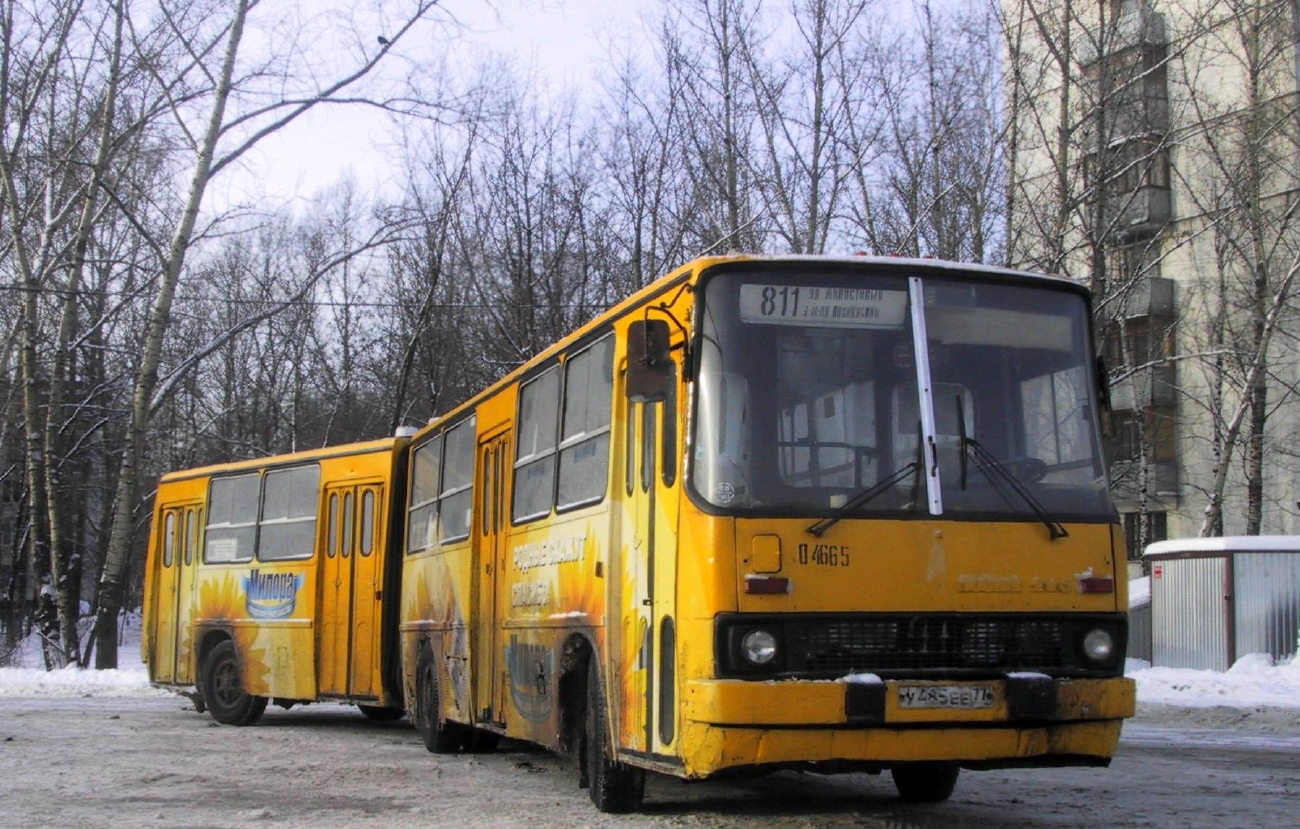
[956,396,1068,540]
[806,461,920,537]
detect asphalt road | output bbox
[1,696,1296,828]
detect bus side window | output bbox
[259,465,320,561]
[407,437,442,554]
[662,364,677,487]
[558,335,613,511]
[342,491,354,557]
[205,474,259,563]
[440,416,477,542]
[626,399,637,496]
[327,493,339,557]
[361,490,374,556]
[513,368,560,523]
[184,509,196,566]
[163,513,176,567]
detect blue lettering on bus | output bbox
[243,570,305,620]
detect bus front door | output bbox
[475,428,510,725]
[616,354,682,757]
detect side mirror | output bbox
[627,319,673,402]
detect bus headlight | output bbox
[1082,628,1114,663]
[741,629,778,666]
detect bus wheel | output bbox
[890,762,959,803]
[413,645,462,753]
[201,641,267,726]
[358,705,405,721]
[584,667,645,813]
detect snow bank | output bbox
[0,613,164,698]
[0,664,168,698]
[1127,652,1300,709]
[1129,575,1150,608]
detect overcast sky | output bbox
[219,0,635,210]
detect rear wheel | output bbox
[413,645,463,753]
[358,704,405,721]
[891,762,959,803]
[583,666,644,813]
[200,641,267,726]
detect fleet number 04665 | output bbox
[798,543,850,567]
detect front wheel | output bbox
[583,666,644,813]
[413,645,463,753]
[891,762,959,803]
[200,640,267,726]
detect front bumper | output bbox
[674,676,1135,777]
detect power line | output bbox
[0,282,616,311]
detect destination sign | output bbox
[738,284,908,328]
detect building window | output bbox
[1123,511,1167,560]
[1110,408,1175,462]
[1102,318,1171,367]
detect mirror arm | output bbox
[646,303,693,379]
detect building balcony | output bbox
[1079,9,1167,65]
[1108,460,1178,503]
[1110,365,1176,410]
[1116,276,1174,319]
[1112,186,1171,239]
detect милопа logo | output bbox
[243,569,304,620]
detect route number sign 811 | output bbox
[738,284,908,329]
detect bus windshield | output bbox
[691,267,1115,523]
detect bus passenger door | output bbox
[174,505,202,683]
[475,429,510,725]
[320,483,386,699]
[617,337,682,757]
[614,394,652,754]
[348,484,384,698]
[320,486,355,696]
[149,506,183,683]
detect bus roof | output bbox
[158,436,407,484]
[410,253,1085,442]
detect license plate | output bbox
[897,683,995,709]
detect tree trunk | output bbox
[94,0,251,669]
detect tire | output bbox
[583,666,645,813]
[358,705,405,721]
[413,645,463,753]
[891,762,960,803]
[200,640,267,726]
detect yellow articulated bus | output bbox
[399,254,1134,810]
[142,438,410,725]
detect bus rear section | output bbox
[142,437,409,725]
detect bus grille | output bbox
[787,616,1068,672]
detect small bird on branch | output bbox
[377,35,390,47]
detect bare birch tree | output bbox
[92,0,445,668]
